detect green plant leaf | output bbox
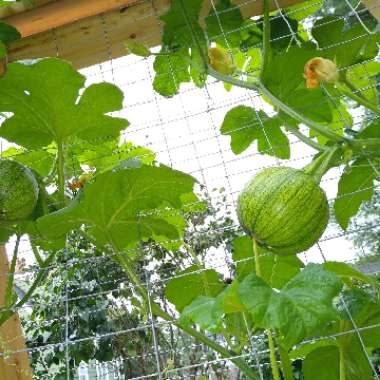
[36,165,197,250]
[180,296,221,332]
[290,338,338,360]
[285,1,322,20]
[334,158,378,230]
[303,345,340,380]
[221,106,290,158]
[124,38,151,57]
[323,261,377,287]
[0,21,21,45]
[238,264,342,347]
[213,280,245,315]
[153,0,207,97]
[262,44,333,124]
[0,58,129,149]
[346,61,380,104]
[0,40,5,59]
[2,147,55,177]
[311,17,380,68]
[206,0,243,48]
[165,265,225,312]
[232,236,303,288]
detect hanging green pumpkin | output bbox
[0,159,39,222]
[237,166,329,255]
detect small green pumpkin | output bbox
[0,159,39,221]
[237,167,329,255]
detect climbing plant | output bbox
[0,1,380,380]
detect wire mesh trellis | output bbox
[0,0,380,379]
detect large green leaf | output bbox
[0,22,21,45]
[262,44,333,124]
[323,261,377,287]
[153,0,207,96]
[221,106,290,158]
[206,0,243,48]
[2,147,55,177]
[36,164,197,250]
[334,158,378,230]
[303,346,340,380]
[165,264,225,312]
[180,296,221,332]
[311,17,380,68]
[0,58,128,149]
[238,264,342,347]
[232,236,303,288]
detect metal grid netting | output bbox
[1,0,380,379]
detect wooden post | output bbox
[362,0,380,21]
[0,246,33,380]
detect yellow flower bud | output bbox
[304,57,339,89]
[208,47,235,75]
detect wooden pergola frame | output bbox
[0,0,378,379]
[2,0,313,69]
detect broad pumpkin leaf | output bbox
[290,338,338,360]
[0,58,128,149]
[221,106,290,158]
[36,164,197,250]
[180,296,221,332]
[2,147,55,177]
[0,21,21,45]
[262,44,333,124]
[323,261,377,287]
[232,236,303,288]
[206,0,243,48]
[303,345,340,380]
[285,1,322,20]
[238,264,342,347]
[153,0,207,96]
[213,280,245,315]
[311,17,380,68]
[346,61,380,104]
[339,288,380,348]
[334,158,378,230]
[165,264,225,312]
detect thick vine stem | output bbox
[207,67,343,143]
[337,83,380,117]
[113,250,259,380]
[339,346,346,380]
[283,123,328,152]
[5,234,21,307]
[261,0,271,78]
[279,344,294,380]
[304,146,340,183]
[252,238,281,380]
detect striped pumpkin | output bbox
[237,167,329,255]
[0,159,39,221]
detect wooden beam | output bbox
[362,0,380,21]
[3,0,140,38]
[5,0,306,69]
[0,246,33,380]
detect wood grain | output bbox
[362,0,380,21]
[0,246,33,380]
[5,0,306,69]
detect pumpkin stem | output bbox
[304,146,340,183]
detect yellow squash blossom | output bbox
[208,47,235,75]
[304,57,339,89]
